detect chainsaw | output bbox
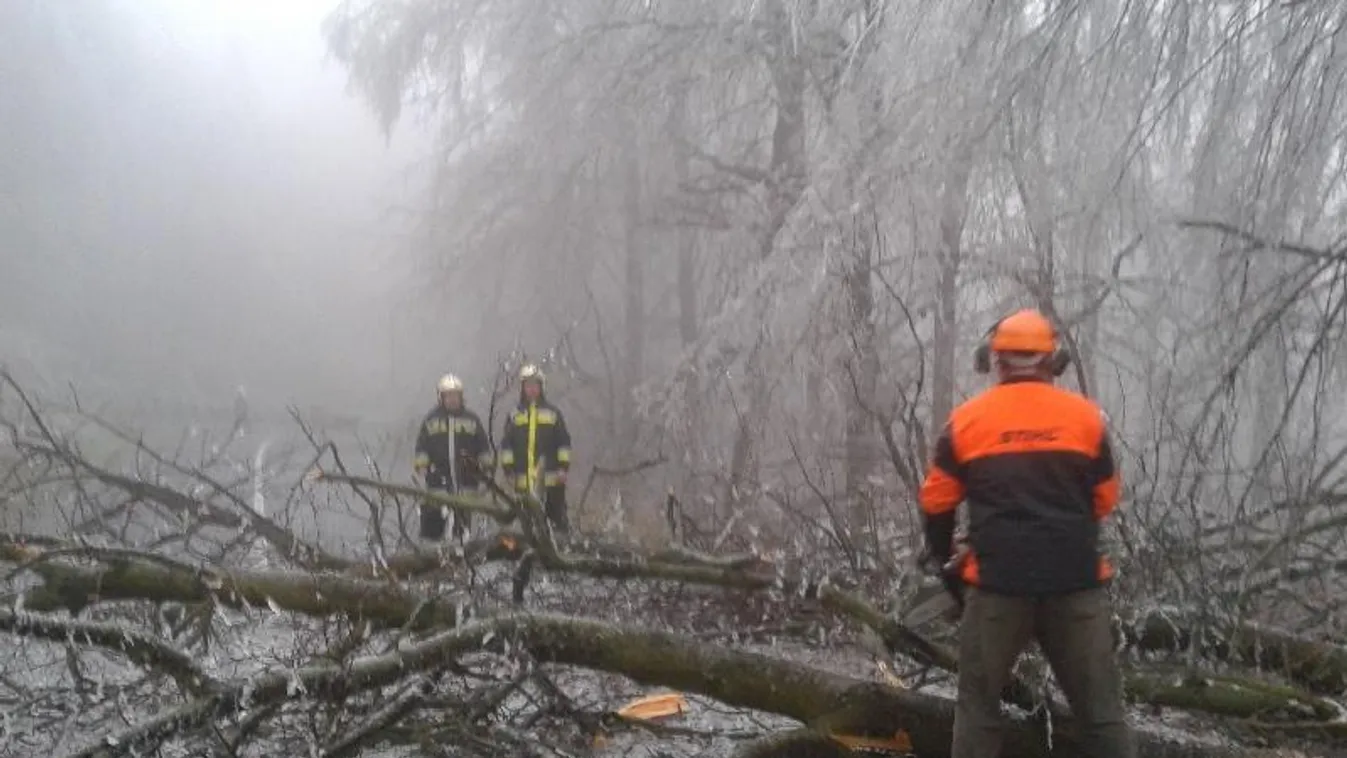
[903,541,969,627]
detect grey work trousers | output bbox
[952,586,1135,758]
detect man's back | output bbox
[918,309,1134,758]
[935,381,1117,595]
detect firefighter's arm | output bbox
[918,424,964,564]
[412,418,431,473]
[554,410,572,471]
[498,419,516,475]
[1093,420,1121,519]
[472,415,494,471]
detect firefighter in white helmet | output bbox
[498,363,573,534]
[413,374,493,543]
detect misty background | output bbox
[5,0,1347,552]
[1,0,451,433]
[5,2,1347,756]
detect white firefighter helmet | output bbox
[519,363,545,383]
[437,374,464,393]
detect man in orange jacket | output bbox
[919,308,1133,758]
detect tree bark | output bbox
[15,519,1340,734]
[669,84,705,514]
[621,116,646,453]
[930,155,973,436]
[1128,610,1347,696]
[21,557,465,632]
[724,0,809,513]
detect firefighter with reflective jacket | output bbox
[499,364,573,534]
[413,374,493,543]
[918,309,1134,758]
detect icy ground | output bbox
[0,554,1256,758]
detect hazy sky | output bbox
[3,0,436,425]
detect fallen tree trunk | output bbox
[1129,610,1347,695]
[65,612,1312,758]
[353,531,529,579]
[731,728,856,758]
[343,523,1342,725]
[1124,669,1337,721]
[309,481,964,675]
[20,556,464,631]
[312,472,766,574]
[507,615,1314,758]
[309,471,517,524]
[7,530,1340,731]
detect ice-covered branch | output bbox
[0,607,215,696]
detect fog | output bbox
[1,0,437,429]
[6,2,1347,756]
[8,0,1347,520]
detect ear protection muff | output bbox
[972,320,1000,374]
[1048,349,1073,377]
[972,315,1074,377]
[1043,312,1074,376]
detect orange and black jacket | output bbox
[919,379,1121,596]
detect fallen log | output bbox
[7,531,1340,732]
[507,614,1293,758]
[354,531,529,579]
[65,612,1300,758]
[732,729,853,758]
[307,471,516,523]
[19,556,465,631]
[354,525,1344,726]
[1125,669,1337,721]
[1129,610,1347,695]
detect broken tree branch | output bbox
[307,470,516,524]
[0,607,215,696]
[16,553,465,631]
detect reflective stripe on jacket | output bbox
[499,399,571,491]
[413,406,493,489]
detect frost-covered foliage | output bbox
[0,376,1340,757]
[319,2,1347,639]
[5,0,1347,755]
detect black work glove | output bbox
[940,564,966,611]
[918,543,966,610]
[917,543,952,576]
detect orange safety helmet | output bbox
[989,309,1057,353]
[973,308,1071,376]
